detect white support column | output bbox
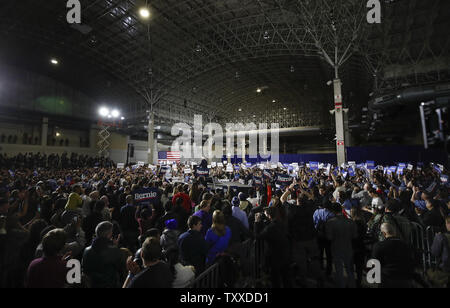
[41,117,48,148]
[333,78,346,166]
[241,138,246,163]
[148,112,155,164]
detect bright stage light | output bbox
[111,109,120,118]
[99,107,109,117]
[139,7,150,18]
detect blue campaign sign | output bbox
[348,167,355,177]
[133,187,160,207]
[366,161,375,170]
[440,175,448,183]
[276,173,292,186]
[159,165,170,174]
[433,164,442,174]
[398,163,406,168]
[263,169,273,179]
[196,168,209,176]
[309,162,319,170]
[387,166,397,175]
[253,176,262,186]
[234,165,240,170]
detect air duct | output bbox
[368,82,450,111]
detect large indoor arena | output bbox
[1,0,449,294]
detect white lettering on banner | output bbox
[135,192,158,200]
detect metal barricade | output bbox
[410,222,427,273]
[240,239,256,279]
[425,226,439,270]
[188,263,220,288]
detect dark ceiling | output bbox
[0,0,449,138]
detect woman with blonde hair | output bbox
[193,200,212,236]
[204,210,232,265]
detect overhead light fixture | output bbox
[121,117,125,120]
[139,7,150,19]
[50,58,59,65]
[256,88,262,93]
[263,31,270,40]
[111,109,120,118]
[238,108,242,112]
[290,65,295,73]
[283,108,287,111]
[99,107,109,117]
[272,100,276,103]
[55,132,61,137]
[195,44,202,52]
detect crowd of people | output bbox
[0,152,115,169]
[0,153,449,288]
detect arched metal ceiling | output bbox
[0,0,449,131]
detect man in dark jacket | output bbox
[119,195,139,252]
[254,206,293,288]
[287,193,322,287]
[430,216,450,279]
[82,221,124,288]
[372,222,415,288]
[325,203,357,288]
[421,200,445,230]
[178,215,208,275]
[223,203,251,246]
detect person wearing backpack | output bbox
[428,216,450,287]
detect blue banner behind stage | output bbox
[222,145,447,166]
[346,145,447,166]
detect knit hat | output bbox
[165,219,178,230]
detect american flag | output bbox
[158,151,181,163]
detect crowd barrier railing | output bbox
[188,239,266,288]
[187,263,220,288]
[410,222,427,273]
[425,226,439,270]
[410,223,441,274]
